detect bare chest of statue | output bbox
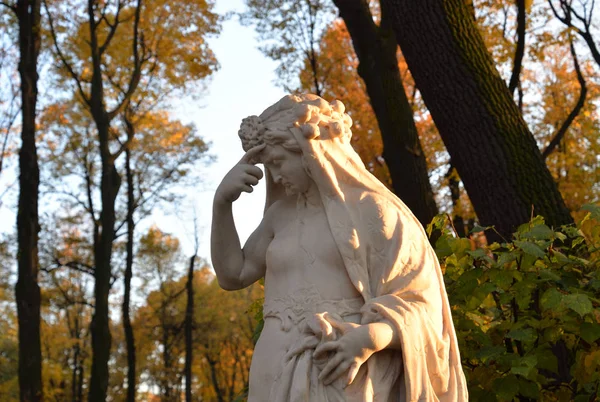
[264,199,360,302]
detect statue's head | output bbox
[238,94,353,195]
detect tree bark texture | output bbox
[381,0,573,238]
[184,255,196,402]
[15,0,43,401]
[332,0,438,228]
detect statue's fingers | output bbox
[241,184,253,193]
[313,341,339,359]
[244,165,264,180]
[324,312,357,333]
[323,360,352,385]
[240,143,266,164]
[345,362,360,387]
[318,353,344,383]
[243,173,259,186]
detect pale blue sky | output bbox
[0,0,283,274]
[153,0,286,263]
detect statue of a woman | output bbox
[211,94,467,401]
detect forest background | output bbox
[0,0,599,401]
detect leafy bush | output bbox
[428,205,600,401]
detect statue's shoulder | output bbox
[263,197,295,225]
[356,190,399,218]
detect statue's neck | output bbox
[297,182,321,210]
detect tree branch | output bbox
[98,0,123,56]
[508,0,526,94]
[0,1,15,13]
[542,40,587,159]
[43,0,91,106]
[107,0,143,123]
[549,0,600,68]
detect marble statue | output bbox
[211,94,468,401]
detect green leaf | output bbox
[513,280,534,310]
[470,224,491,234]
[435,235,453,259]
[427,214,448,237]
[492,374,520,401]
[535,349,558,373]
[580,322,600,344]
[507,328,536,342]
[563,294,593,317]
[514,240,546,258]
[538,269,561,282]
[448,237,472,256]
[540,288,562,311]
[489,269,514,290]
[551,250,572,265]
[476,346,506,362]
[522,224,554,240]
[510,355,537,378]
[554,231,567,242]
[496,251,517,268]
[517,378,540,398]
[582,203,600,221]
[510,365,531,377]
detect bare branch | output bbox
[43,0,91,106]
[98,0,124,56]
[508,0,526,94]
[542,40,587,159]
[548,0,600,68]
[107,0,143,123]
[0,90,20,174]
[0,1,15,13]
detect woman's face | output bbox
[261,144,311,195]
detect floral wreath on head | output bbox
[237,95,353,153]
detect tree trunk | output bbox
[184,254,196,402]
[332,0,438,227]
[161,320,174,402]
[381,0,573,239]
[87,2,122,399]
[15,1,43,401]
[88,108,120,400]
[123,136,136,402]
[88,96,121,402]
[206,354,225,402]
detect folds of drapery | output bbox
[259,94,468,401]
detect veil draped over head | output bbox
[239,94,468,401]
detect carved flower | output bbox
[238,115,265,151]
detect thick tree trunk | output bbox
[381,0,573,239]
[184,254,196,402]
[123,141,136,402]
[332,0,438,227]
[15,1,43,401]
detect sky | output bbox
[149,0,286,265]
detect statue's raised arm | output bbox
[210,94,468,401]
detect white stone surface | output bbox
[211,94,468,401]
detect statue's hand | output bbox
[215,144,265,204]
[313,313,393,387]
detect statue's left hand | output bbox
[313,313,394,387]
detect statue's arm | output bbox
[210,144,270,290]
[211,199,273,290]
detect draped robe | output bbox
[252,95,468,401]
